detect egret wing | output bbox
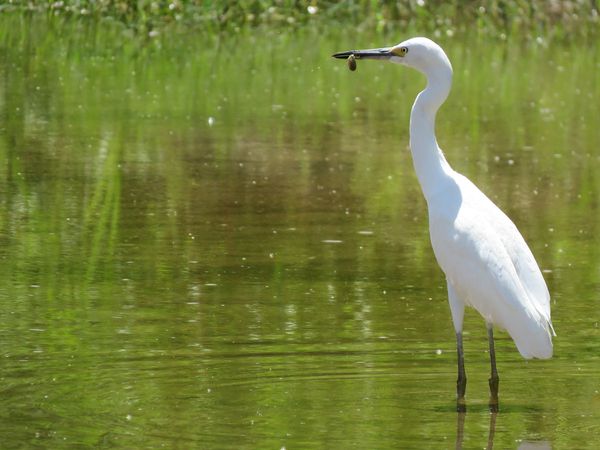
[429,204,529,323]
[466,176,553,324]
[429,189,553,358]
[493,211,552,322]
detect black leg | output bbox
[456,331,467,412]
[487,324,499,412]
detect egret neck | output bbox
[409,64,454,202]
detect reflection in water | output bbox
[454,412,496,450]
[455,412,551,450]
[487,412,497,449]
[455,412,466,449]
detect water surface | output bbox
[1,17,599,449]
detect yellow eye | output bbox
[392,46,408,57]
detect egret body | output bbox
[333,38,555,411]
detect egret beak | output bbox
[332,47,393,60]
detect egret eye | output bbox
[392,46,408,57]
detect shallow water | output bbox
[1,17,600,448]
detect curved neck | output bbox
[409,68,454,201]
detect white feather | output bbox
[388,36,554,359]
[428,173,554,359]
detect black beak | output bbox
[332,47,393,60]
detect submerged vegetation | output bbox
[1,0,599,42]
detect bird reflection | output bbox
[455,412,551,450]
[455,412,466,449]
[455,412,495,450]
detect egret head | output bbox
[333,37,452,79]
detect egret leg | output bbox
[447,281,467,412]
[487,324,500,412]
[456,331,467,412]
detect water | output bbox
[1,17,599,448]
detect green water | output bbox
[1,16,600,449]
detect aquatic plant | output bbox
[1,0,598,41]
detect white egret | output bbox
[333,38,555,412]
